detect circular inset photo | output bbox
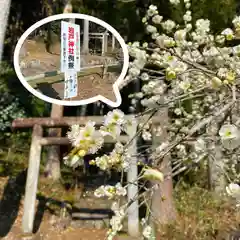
[14,14,129,107]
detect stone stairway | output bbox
[70,189,128,230]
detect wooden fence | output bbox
[25,62,122,88]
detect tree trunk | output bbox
[44,104,63,181]
[208,143,225,194]
[44,0,53,53]
[150,108,177,232]
[0,0,11,62]
[207,120,226,195]
[44,0,74,181]
[45,23,52,54]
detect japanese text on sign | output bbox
[68,27,75,69]
[61,21,80,72]
[64,70,78,99]
[61,21,80,99]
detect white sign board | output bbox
[61,21,80,72]
[61,21,80,99]
[64,70,78,99]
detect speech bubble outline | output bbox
[13,13,129,108]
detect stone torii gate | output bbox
[11,115,161,237]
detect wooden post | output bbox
[101,34,105,56]
[127,121,139,237]
[112,35,115,52]
[22,125,43,233]
[104,31,108,55]
[102,61,108,78]
[83,19,89,54]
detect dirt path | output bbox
[19,40,119,102]
[0,175,138,240]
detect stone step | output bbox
[70,216,128,231]
[72,211,112,219]
[70,218,110,229]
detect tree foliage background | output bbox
[1,0,239,142]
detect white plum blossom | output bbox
[183,11,192,22]
[146,25,157,34]
[104,109,125,126]
[65,121,104,160]
[123,117,137,137]
[107,203,126,238]
[142,42,148,48]
[153,86,165,95]
[195,19,210,34]
[131,41,140,47]
[226,183,240,200]
[215,35,225,44]
[186,23,192,31]
[151,32,160,39]
[94,155,109,171]
[100,123,121,139]
[68,121,95,146]
[217,68,228,79]
[219,125,240,150]
[185,2,191,9]
[110,215,123,232]
[155,34,169,48]
[115,183,127,196]
[176,144,187,157]
[226,183,240,207]
[67,124,81,144]
[179,79,191,91]
[94,183,126,199]
[66,4,240,240]
[140,72,150,81]
[161,20,176,32]
[94,185,107,198]
[232,45,240,56]
[63,155,83,168]
[232,16,240,30]
[129,67,140,77]
[142,17,147,23]
[174,29,187,41]
[211,77,222,88]
[152,15,163,24]
[219,124,239,140]
[169,0,180,5]
[142,131,152,141]
[221,28,234,40]
[174,108,182,116]
[142,225,154,239]
[147,5,158,17]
